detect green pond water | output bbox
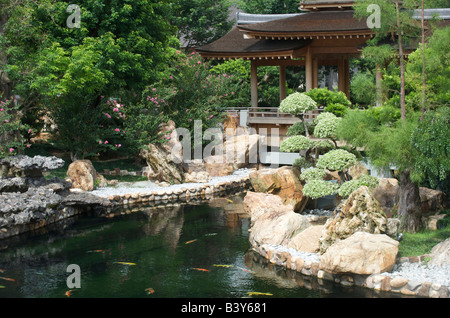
[0,194,392,299]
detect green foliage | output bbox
[280,135,313,153]
[237,0,300,14]
[302,180,340,200]
[0,99,30,158]
[313,112,341,139]
[316,149,357,171]
[305,88,352,108]
[337,174,380,198]
[350,71,377,106]
[292,157,313,170]
[174,0,233,47]
[279,92,317,115]
[300,168,326,182]
[411,107,450,191]
[324,103,349,117]
[286,122,306,137]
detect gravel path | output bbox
[91,168,252,197]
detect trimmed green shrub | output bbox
[316,149,357,171]
[302,179,340,199]
[280,135,313,153]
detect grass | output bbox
[398,210,450,257]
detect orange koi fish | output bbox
[86,250,104,253]
[237,267,254,274]
[65,290,73,297]
[192,268,209,272]
[185,239,197,244]
[0,277,15,282]
[145,288,155,295]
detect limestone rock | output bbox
[428,238,450,267]
[319,232,399,275]
[184,171,211,183]
[319,186,387,253]
[287,225,324,253]
[372,178,399,214]
[204,155,235,177]
[243,192,311,248]
[159,120,184,164]
[419,187,446,215]
[348,162,368,180]
[249,166,309,212]
[67,160,97,191]
[0,155,65,178]
[140,143,184,184]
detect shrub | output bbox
[313,112,341,140]
[300,167,326,182]
[305,88,351,108]
[279,92,317,115]
[302,179,339,199]
[286,121,306,136]
[316,149,357,171]
[337,174,380,198]
[280,135,313,153]
[293,157,313,170]
[0,99,30,158]
[324,103,349,117]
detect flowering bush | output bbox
[302,179,340,200]
[337,174,380,198]
[0,99,30,158]
[280,135,313,153]
[316,149,357,171]
[279,92,317,115]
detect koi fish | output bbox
[185,239,197,244]
[237,267,254,274]
[204,233,217,237]
[113,262,136,266]
[0,277,15,282]
[0,269,6,273]
[247,292,273,296]
[145,288,155,295]
[65,290,73,297]
[192,268,209,272]
[226,199,233,203]
[86,250,104,253]
[213,264,234,268]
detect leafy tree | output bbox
[237,0,300,14]
[279,92,317,137]
[174,0,234,48]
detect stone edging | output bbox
[253,244,449,298]
[104,176,252,206]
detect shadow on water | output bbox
[0,193,403,298]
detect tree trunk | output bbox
[398,170,422,233]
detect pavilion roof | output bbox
[237,10,373,39]
[299,0,355,11]
[195,26,311,60]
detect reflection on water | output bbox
[0,193,394,298]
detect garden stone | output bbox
[67,160,97,191]
[372,178,399,215]
[428,238,450,267]
[244,191,311,248]
[419,187,446,215]
[184,171,211,183]
[287,225,324,253]
[319,232,399,275]
[319,186,387,253]
[249,166,309,212]
[0,155,65,178]
[140,143,184,184]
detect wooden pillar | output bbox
[279,65,287,102]
[338,55,350,99]
[251,60,258,108]
[305,47,313,92]
[376,65,383,106]
[313,58,319,89]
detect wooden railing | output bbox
[225,107,322,125]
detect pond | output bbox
[0,193,393,299]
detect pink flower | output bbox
[197,61,201,65]
[28,129,32,134]
[105,113,111,118]
[113,107,119,112]
[99,141,102,144]
[0,108,3,112]
[26,144,31,148]
[104,140,109,144]
[9,148,14,152]
[115,128,120,132]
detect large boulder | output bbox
[287,225,324,253]
[372,178,399,215]
[319,232,399,275]
[319,186,387,253]
[0,155,64,178]
[243,191,311,248]
[67,160,97,191]
[249,166,309,212]
[204,155,235,177]
[428,238,450,267]
[419,187,446,215]
[140,143,184,184]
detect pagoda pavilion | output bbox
[196,0,373,107]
